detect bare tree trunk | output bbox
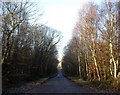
[91,37,100,81]
[117,0,120,77]
[78,53,81,78]
[106,0,117,78]
[92,51,100,80]
[109,58,113,77]
[109,39,117,78]
[85,52,89,79]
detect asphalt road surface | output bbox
[26,69,97,93]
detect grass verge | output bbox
[3,72,58,93]
[65,75,120,93]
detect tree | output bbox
[2,2,61,92]
[62,1,120,81]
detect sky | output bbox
[40,0,82,61]
[29,0,102,61]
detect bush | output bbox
[111,76,120,91]
[97,77,113,89]
[90,80,101,87]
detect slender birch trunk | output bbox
[91,37,100,80]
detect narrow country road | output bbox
[26,69,97,93]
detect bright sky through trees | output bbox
[29,0,102,60]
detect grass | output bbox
[66,76,120,93]
[3,72,58,93]
[68,76,90,86]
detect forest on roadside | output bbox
[62,1,120,91]
[1,2,61,92]
[1,0,120,93]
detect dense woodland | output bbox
[1,2,61,91]
[1,0,120,93]
[62,1,120,90]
